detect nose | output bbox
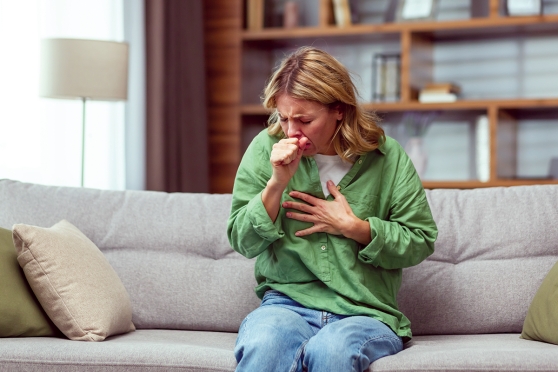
[286,120,302,139]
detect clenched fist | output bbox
[269,137,308,189]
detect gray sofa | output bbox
[1,178,557,371]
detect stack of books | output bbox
[372,53,401,102]
[418,82,461,103]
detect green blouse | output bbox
[227,130,438,340]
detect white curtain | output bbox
[0,0,127,190]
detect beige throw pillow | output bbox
[12,220,135,341]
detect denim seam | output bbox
[290,340,308,372]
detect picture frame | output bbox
[506,0,542,16]
[396,0,438,22]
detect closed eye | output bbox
[278,115,311,124]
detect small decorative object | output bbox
[475,115,490,182]
[401,111,438,179]
[418,82,461,103]
[396,0,438,22]
[283,1,299,28]
[372,53,401,102]
[549,157,558,180]
[506,0,542,16]
[405,137,428,178]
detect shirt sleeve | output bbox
[358,148,438,270]
[227,133,285,259]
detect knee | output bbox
[235,307,309,362]
[303,317,403,372]
[304,332,357,368]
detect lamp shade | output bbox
[40,38,129,101]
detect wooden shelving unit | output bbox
[204,0,558,193]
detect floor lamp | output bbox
[40,38,129,187]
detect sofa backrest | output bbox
[398,185,558,335]
[1,179,557,336]
[0,179,259,333]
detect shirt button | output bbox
[336,185,341,190]
[321,246,326,250]
[358,159,363,164]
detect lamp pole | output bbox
[81,97,87,187]
[39,38,129,188]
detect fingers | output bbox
[290,190,324,204]
[270,137,307,166]
[271,143,297,166]
[294,225,320,237]
[298,136,308,151]
[326,180,341,198]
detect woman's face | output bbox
[276,94,343,156]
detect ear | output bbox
[336,110,343,121]
[331,104,343,121]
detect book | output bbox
[475,115,490,182]
[247,0,264,30]
[418,82,460,103]
[372,53,401,102]
[418,92,457,103]
[332,0,352,27]
[421,82,461,94]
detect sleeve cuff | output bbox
[357,217,385,267]
[247,191,284,241]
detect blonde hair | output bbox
[263,46,385,163]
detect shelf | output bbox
[242,14,558,42]
[205,0,558,193]
[241,98,558,115]
[423,179,558,189]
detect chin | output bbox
[302,148,317,156]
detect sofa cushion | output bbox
[0,179,260,333]
[371,334,558,371]
[398,185,558,335]
[521,259,558,344]
[12,220,135,341]
[0,329,238,372]
[0,227,61,337]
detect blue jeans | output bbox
[234,290,403,372]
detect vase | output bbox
[404,137,428,179]
[283,1,299,29]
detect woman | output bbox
[227,46,437,372]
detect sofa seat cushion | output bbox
[0,329,237,372]
[372,334,558,371]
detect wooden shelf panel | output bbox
[370,98,558,112]
[216,0,558,193]
[423,179,558,189]
[242,14,558,41]
[241,98,558,115]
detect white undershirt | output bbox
[313,154,352,197]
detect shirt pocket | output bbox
[342,191,378,220]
